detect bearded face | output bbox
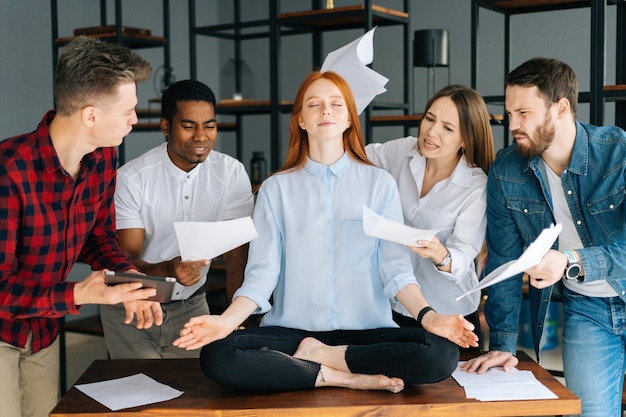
[514,108,555,159]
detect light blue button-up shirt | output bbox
[234,153,418,331]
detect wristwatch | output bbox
[434,248,451,268]
[562,250,582,282]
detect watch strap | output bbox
[434,248,451,268]
[561,249,582,282]
[562,249,577,264]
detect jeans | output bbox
[562,286,626,417]
[200,326,459,391]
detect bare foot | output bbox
[295,337,405,393]
[294,337,348,372]
[293,337,326,360]
[317,365,405,393]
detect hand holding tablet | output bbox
[104,271,176,303]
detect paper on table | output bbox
[321,27,389,114]
[456,223,562,301]
[173,217,258,261]
[452,362,534,386]
[464,383,557,401]
[452,362,557,401]
[362,206,441,247]
[75,373,183,411]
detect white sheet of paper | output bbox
[463,383,557,401]
[362,206,441,246]
[75,373,183,411]
[452,362,557,401]
[452,362,531,386]
[321,27,389,114]
[456,223,562,301]
[173,217,258,261]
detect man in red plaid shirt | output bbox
[0,37,159,417]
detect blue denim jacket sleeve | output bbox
[484,148,543,355]
[565,124,626,291]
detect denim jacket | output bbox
[485,121,626,359]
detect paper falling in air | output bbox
[321,27,389,114]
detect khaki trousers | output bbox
[0,332,59,417]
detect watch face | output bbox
[566,264,581,280]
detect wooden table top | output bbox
[50,351,580,417]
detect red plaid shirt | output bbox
[0,111,133,352]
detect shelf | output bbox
[215,100,293,115]
[54,33,167,49]
[372,101,410,111]
[370,114,505,127]
[482,87,626,104]
[370,114,423,127]
[476,0,591,14]
[132,123,160,132]
[276,2,413,141]
[51,0,172,165]
[603,84,626,102]
[471,0,626,143]
[135,108,161,118]
[478,0,623,14]
[132,122,237,133]
[278,4,409,31]
[190,1,411,167]
[192,20,271,40]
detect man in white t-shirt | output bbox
[101,80,254,358]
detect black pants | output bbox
[200,326,459,391]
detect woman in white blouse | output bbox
[366,85,495,340]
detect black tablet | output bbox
[104,271,176,303]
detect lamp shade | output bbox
[413,29,449,67]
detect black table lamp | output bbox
[413,29,450,105]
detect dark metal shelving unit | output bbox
[277,1,412,144]
[471,0,626,147]
[50,0,171,165]
[188,0,411,170]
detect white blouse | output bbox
[366,137,487,315]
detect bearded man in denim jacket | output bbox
[462,57,626,417]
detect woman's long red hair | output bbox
[276,70,373,173]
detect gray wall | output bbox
[0,0,619,311]
[1,1,619,158]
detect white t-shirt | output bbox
[543,160,617,297]
[115,142,254,300]
[366,137,487,315]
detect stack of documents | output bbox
[452,362,557,401]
